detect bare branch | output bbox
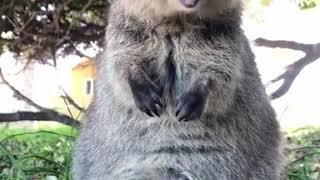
[0,111,80,128]
[0,68,44,110]
[15,12,36,34]
[255,38,320,99]
[60,88,85,112]
[65,42,91,58]
[255,38,313,52]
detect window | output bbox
[85,79,93,95]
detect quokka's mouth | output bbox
[180,0,200,8]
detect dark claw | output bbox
[175,87,208,122]
[153,110,160,117]
[175,107,181,117]
[148,103,159,116]
[128,73,163,117]
[154,99,163,109]
[154,100,162,110]
[178,117,187,122]
[145,110,154,117]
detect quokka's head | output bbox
[111,0,241,19]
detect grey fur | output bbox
[73,0,283,179]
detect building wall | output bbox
[71,60,96,109]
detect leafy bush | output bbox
[285,127,320,179]
[298,0,319,9]
[0,127,78,180]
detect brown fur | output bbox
[73,0,283,179]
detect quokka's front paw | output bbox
[175,87,208,122]
[128,74,163,117]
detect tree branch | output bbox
[0,68,44,110]
[255,38,320,99]
[0,0,109,62]
[60,88,85,112]
[0,111,80,128]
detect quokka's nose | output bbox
[180,0,200,8]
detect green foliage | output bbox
[298,0,320,9]
[285,127,320,179]
[0,127,78,180]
